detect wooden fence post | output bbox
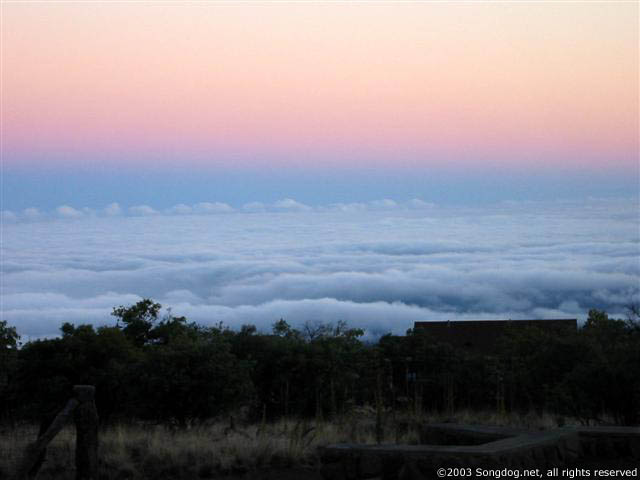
[73,385,98,480]
[16,397,79,479]
[16,385,98,480]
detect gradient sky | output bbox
[1,2,639,210]
[2,2,639,338]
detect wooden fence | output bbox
[16,385,98,480]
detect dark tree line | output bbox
[1,302,638,427]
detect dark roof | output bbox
[413,319,577,354]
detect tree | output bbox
[272,319,301,340]
[0,320,19,350]
[543,310,640,425]
[1,320,20,420]
[112,299,162,347]
[12,322,139,423]
[135,330,253,425]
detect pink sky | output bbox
[2,3,638,171]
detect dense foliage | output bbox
[1,303,638,426]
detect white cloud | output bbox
[129,205,158,216]
[407,198,436,209]
[104,203,122,216]
[273,198,312,211]
[3,199,638,338]
[56,205,83,218]
[23,207,42,220]
[166,204,193,215]
[193,202,233,214]
[369,198,398,209]
[325,202,367,213]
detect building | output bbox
[413,319,577,355]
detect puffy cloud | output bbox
[369,198,398,209]
[166,204,193,215]
[3,199,638,338]
[325,202,367,213]
[273,198,312,211]
[56,205,83,218]
[193,202,233,214]
[323,199,434,212]
[23,207,42,220]
[407,198,436,209]
[129,205,158,216]
[104,203,122,216]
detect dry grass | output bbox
[0,409,570,479]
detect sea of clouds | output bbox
[2,197,639,340]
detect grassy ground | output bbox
[0,409,568,479]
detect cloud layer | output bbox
[3,198,638,339]
[2,198,435,222]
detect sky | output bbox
[2,2,639,210]
[1,2,639,337]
